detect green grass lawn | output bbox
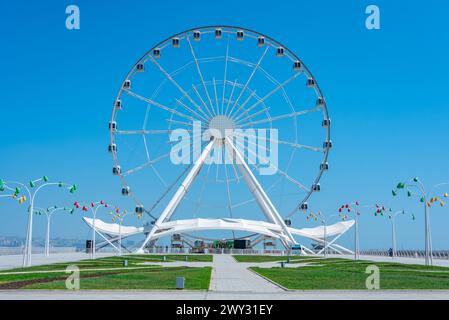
[233,255,320,263]
[251,258,449,290]
[0,255,212,290]
[1,254,213,274]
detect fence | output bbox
[0,246,79,256]
[143,247,292,255]
[360,249,449,260]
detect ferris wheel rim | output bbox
[109,25,331,221]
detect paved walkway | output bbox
[209,255,283,292]
[143,254,284,292]
[2,253,449,299]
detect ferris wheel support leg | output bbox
[137,140,216,253]
[225,137,296,246]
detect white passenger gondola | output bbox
[112,165,121,175]
[322,119,331,127]
[323,140,333,149]
[172,38,180,48]
[236,30,244,40]
[316,97,325,107]
[276,47,284,56]
[108,144,117,153]
[320,162,329,171]
[136,63,144,72]
[215,28,222,39]
[121,186,130,196]
[153,48,161,58]
[312,183,321,192]
[193,30,201,41]
[293,60,301,71]
[307,78,315,88]
[122,80,131,89]
[114,100,121,110]
[108,121,117,131]
[300,202,308,211]
[135,205,144,214]
[257,36,265,47]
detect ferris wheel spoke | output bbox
[239,107,320,128]
[234,106,270,125]
[192,85,214,118]
[233,132,324,153]
[234,138,310,192]
[228,46,269,119]
[224,79,238,116]
[223,158,234,219]
[125,90,198,122]
[166,118,205,129]
[116,129,183,135]
[186,36,216,115]
[243,72,303,116]
[151,164,167,187]
[122,151,172,177]
[147,55,205,118]
[221,35,230,114]
[194,161,213,217]
[175,99,209,123]
[229,90,257,122]
[224,145,240,183]
[213,78,219,115]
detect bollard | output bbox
[123,259,128,267]
[185,255,188,262]
[287,257,290,263]
[176,277,185,290]
[163,256,166,261]
[280,262,285,268]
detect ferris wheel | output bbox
[108,26,331,251]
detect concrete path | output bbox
[142,254,283,292]
[2,253,449,299]
[208,254,283,292]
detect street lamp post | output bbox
[1,178,76,267]
[34,206,75,257]
[338,202,385,261]
[110,208,142,256]
[320,214,341,258]
[75,200,109,259]
[385,209,409,258]
[392,178,449,266]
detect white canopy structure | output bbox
[83,217,354,254]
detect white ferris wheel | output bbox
[108,26,332,252]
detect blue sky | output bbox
[0,0,448,250]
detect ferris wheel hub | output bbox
[208,115,235,139]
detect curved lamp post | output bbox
[320,213,342,258]
[338,202,385,260]
[383,209,414,259]
[74,200,109,259]
[1,177,76,267]
[392,177,448,266]
[109,209,142,256]
[34,206,75,257]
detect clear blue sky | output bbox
[0,0,448,250]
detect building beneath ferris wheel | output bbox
[83,216,355,255]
